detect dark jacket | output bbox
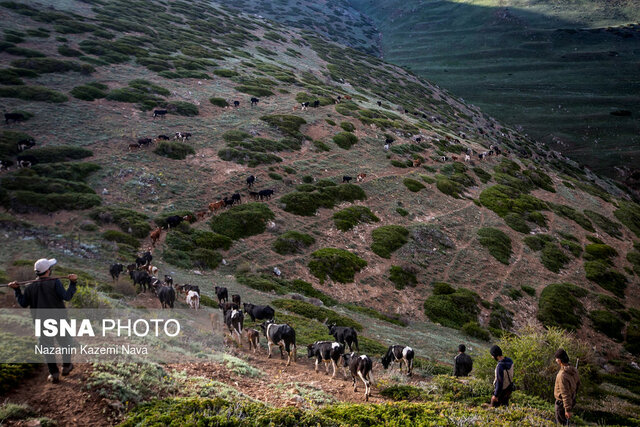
[14,277,77,309]
[493,357,514,396]
[454,352,473,377]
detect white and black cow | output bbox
[328,324,359,352]
[341,353,374,401]
[225,308,244,345]
[243,303,275,322]
[306,341,344,379]
[381,345,415,376]
[260,320,296,366]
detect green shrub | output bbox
[341,303,406,326]
[584,260,627,298]
[167,101,199,116]
[523,234,554,251]
[614,201,640,238]
[371,225,409,258]
[103,230,139,248]
[388,265,417,290]
[58,45,82,57]
[272,231,315,255]
[22,146,92,163]
[477,227,512,264]
[588,310,624,341]
[236,85,274,97]
[626,321,640,355]
[209,97,229,107]
[390,159,408,168]
[540,243,570,273]
[380,385,429,401]
[281,184,366,216]
[583,210,622,238]
[10,57,93,74]
[332,206,379,231]
[584,243,618,261]
[272,299,362,330]
[308,248,367,284]
[560,240,582,257]
[260,114,306,140]
[462,321,490,341]
[628,249,640,275]
[537,283,587,330]
[423,286,479,329]
[403,178,425,192]
[5,47,45,58]
[213,69,238,77]
[436,177,463,198]
[473,167,491,183]
[268,172,282,180]
[0,68,24,85]
[521,285,536,296]
[339,122,355,132]
[0,85,67,102]
[479,185,547,218]
[153,141,195,160]
[192,248,223,269]
[433,282,455,295]
[210,203,275,240]
[312,140,331,152]
[489,303,514,331]
[549,203,594,232]
[70,84,107,101]
[396,207,409,216]
[90,207,150,238]
[504,212,530,233]
[332,131,358,149]
[597,294,625,311]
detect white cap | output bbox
[34,258,57,275]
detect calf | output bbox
[246,328,260,353]
[342,176,352,183]
[220,302,239,313]
[381,345,414,376]
[158,285,175,308]
[4,112,26,124]
[130,270,151,293]
[0,160,13,171]
[260,320,296,366]
[464,154,471,162]
[225,308,244,344]
[328,324,359,352]
[175,132,191,142]
[17,154,36,166]
[246,175,256,187]
[249,191,259,200]
[357,173,366,182]
[377,101,382,106]
[165,215,183,229]
[196,210,207,220]
[152,109,167,118]
[109,263,124,281]
[127,263,137,273]
[231,294,241,307]
[208,200,225,212]
[250,97,259,106]
[138,138,153,147]
[149,227,162,247]
[342,353,374,401]
[385,138,394,145]
[178,284,200,296]
[233,100,240,108]
[157,134,170,140]
[258,189,274,200]
[243,302,275,322]
[215,286,228,304]
[186,290,200,310]
[128,143,140,151]
[412,158,422,167]
[307,341,344,379]
[231,193,241,204]
[164,275,173,286]
[17,138,36,152]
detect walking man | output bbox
[9,258,78,383]
[454,344,473,377]
[489,345,514,407]
[554,348,580,425]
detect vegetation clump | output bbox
[70,83,107,101]
[210,203,274,240]
[588,310,624,341]
[90,207,150,238]
[403,178,425,192]
[462,321,490,341]
[371,225,409,258]
[332,206,379,231]
[281,184,366,216]
[308,248,367,284]
[272,299,362,330]
[332,131,358,149]
[537,283,587,330]
[584,210,622,238]
[272,231,315,255]
[388,265,417,290]
[584,260,627,298]
[614,201,640,238]
[477,227,512,264]
[153,141,195,160]
[260,115,306,140]
[423,284,480,329]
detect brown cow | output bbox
[356,173,366,182]
[196,211,207,220]
[208,200,225,212]
[128,143,140,151]
[344,95,352,100]
[150,227,162,247]
[412,159,422,168]
[246,328,260,353]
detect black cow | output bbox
[153,109,167,118]
[0,160,13,171]
[260,320,296,366]
[158,285,175,308]
[231,294,241,306]
[157,134,170,140]
[377,101,382,107]
[126,263,137,273]
[249,191,259,200]
[231,193,241,204]
[250,97,259,106]
[341,353,374,401]
[164,275,173,286]
[328,324,359,352]
[138,138,153,147]
[246,175,256,187]
[225,308,244,344]
[233,100,240,108]
[215,286,228,304]
[165,215,183,229]
[223,197,234,207]
[381,345,414,376]
[313,100,320,108]
[243,303,275,322]
[307,341,344,378]
[130,270,152,293]
[141,250,153,265]
[4,112,25,124]
[385,138,394,145]
[342,176,352,183]
[258,189,274,200]
[220,302,239,313]
[109,263,124,281]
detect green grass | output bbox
[371,225,409,258]
[332,206,379,231]
[537,283,587,330]
[308,248,367,284]
[477,227,511,265]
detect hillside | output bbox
[348,0,640,182]
[0,0,640,425]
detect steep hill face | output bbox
[1,0,640,424]
[348,0,640,182]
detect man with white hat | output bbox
[8,258,78,383]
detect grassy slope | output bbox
[349,0,640,177]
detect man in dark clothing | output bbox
[554,348,580,425]
[9,258,78,383]
[454,344,473,377]
[489,345,514,407]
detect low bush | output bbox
[537,283,587,330]
[58,45,82,57]
[236,85,274,97]
[341,303,406,326]
[403,178,425,192]
[339,122,355,132]
[380,385,429,401]
[236,274,337,306]
[423,285,480,329]
[272,299,362,330]
[0,85,67,102]
[436,177,463,198]
[210,203,275,240]
[308,248,367,284]
[167,101,199,116]
[281,184,366,216]
[10,57,93,74]
[584,243,618,261]
[584,260,627,297]
[560,240,582,257]
[332,206,379,231]
[388,265,417,289]
[24,146,92,163]
[614,201,640,238]
[70,84,107,101]
[549,203,594,232]
[102,230,139,248]
[473,167,491,183]
[523,234,554,251]
[477,227,511,264]
[521,285,536,296]
[90,207,150,238]
[209,97,228,107]
[626,321,640,355]
[153,141,195,160]
[540,243,570,273]
[489,302,514,331]
[504,212,530,233]
[213,69,238,77]
[260,114,306,140]
[462,321,490,341]
[332,131,357,149]
[371,225,409,258]
[588,310,624,341]
[583,210,622,238]
[272,231,315,254]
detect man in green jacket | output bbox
[554,348,580,425]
